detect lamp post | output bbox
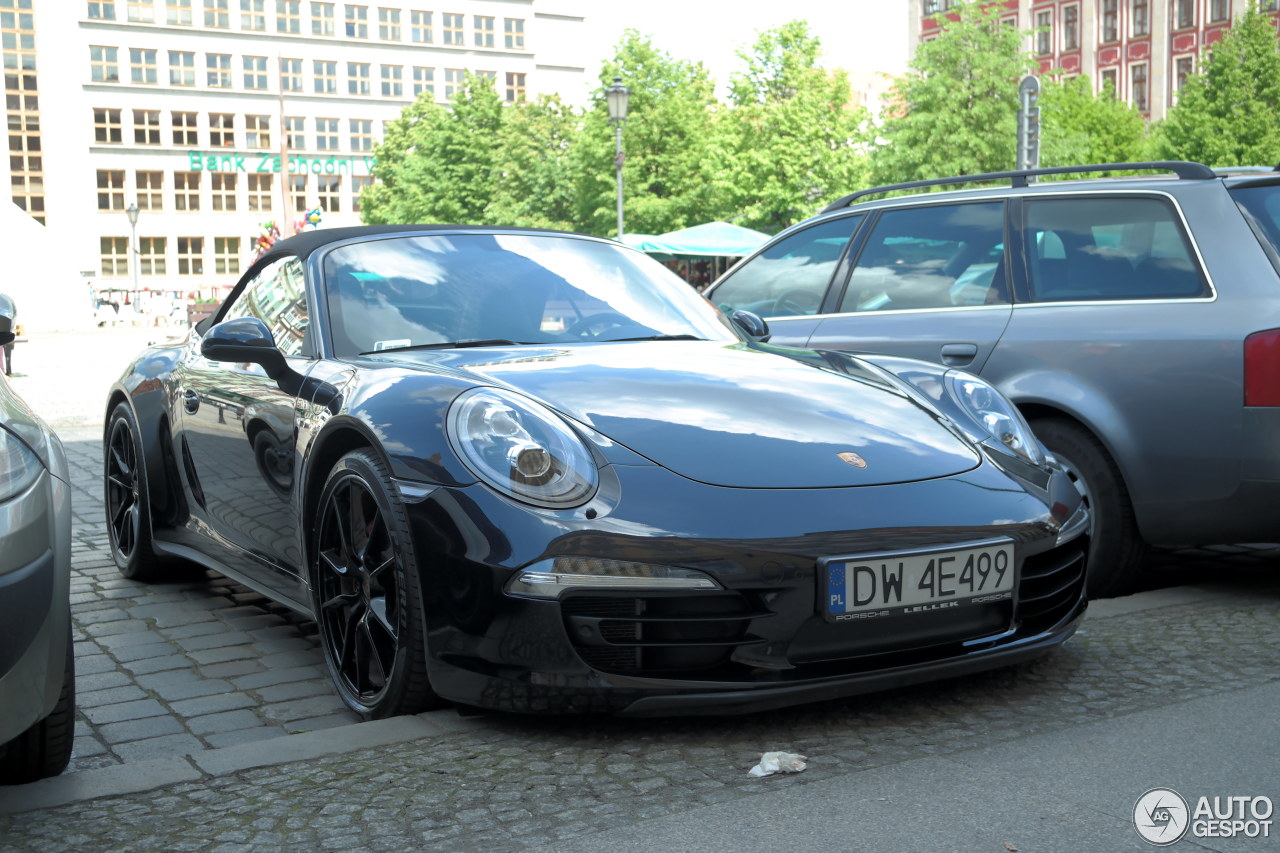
[605,76,630,240]
[125,202,140,310]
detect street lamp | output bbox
[605,75,630,240]
[125,202,140,311]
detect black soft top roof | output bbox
[254,224,589,269]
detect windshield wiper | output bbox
[602,334,706,343]
[359,339,527,355]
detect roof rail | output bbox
[821,161,1216,212]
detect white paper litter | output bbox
[748,751,808,777]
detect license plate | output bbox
[823,540,1015,622]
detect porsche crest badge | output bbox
[838,451,867,469]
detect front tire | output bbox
[105,402,168,581]
[0,626,75,785]
[312,449,439,718]
[1031,418,1148,599]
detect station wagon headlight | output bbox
[0,426,44,502]
[447,387,598,509]
[944,372,1046,467]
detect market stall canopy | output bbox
[622,222,770,258]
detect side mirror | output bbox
[730,309,770,342]
[0,292,15,347]
[201,316,288,379]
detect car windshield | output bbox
[323,233,738,357]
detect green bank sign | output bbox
[186,150,375,175]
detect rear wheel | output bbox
[105,402,168,581]
[312,449,440,718]
[1031,417,1148,598]
[0,626,75,785]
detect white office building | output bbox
[1,0,588,306]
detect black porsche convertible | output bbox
[103,225,1088,717]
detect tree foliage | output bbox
[487,94,579,230]
[871,2,1036,184]
[1155,3,1280,167]
[1039,74,1151,167]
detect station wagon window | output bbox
[1023,197,1209,302]
[838,202,1006,313]
[221,256,311,356]
[1231,184,1280,277]
[710,216,862,317]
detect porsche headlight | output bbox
[944,372,1045,467]
[447,387,598,508]
[0,426,44,502]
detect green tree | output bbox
[870,1,1036,185]
[360,72,504,224]
[1039,74,1151,167]
[724,21,871,231]
[487,94,581,230]
[1155,3,1280,167]
[570,31,731,237]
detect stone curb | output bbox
[1085,583,1253,620]
[0,708,490,816]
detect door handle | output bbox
[940,343,979,366]
[182,389,200,414]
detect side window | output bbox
[221,256,310,356]
[838,201,1006,313]
[1024,196,1209,302]
[710,215,862,317]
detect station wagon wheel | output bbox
[104,402,167,581]
[313,448,438,718]
[1031,417,1149,599]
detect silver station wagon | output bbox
[707,161,1280,597]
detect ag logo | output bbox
[1134,788,1190,845]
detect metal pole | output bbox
[278,54,293,237]
[614,123,624,240]
[129,218,139,309]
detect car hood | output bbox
[387,341,981,488]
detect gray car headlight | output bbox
[944,371,1046,467]
[0,426,44,502]
[447,387,598,509]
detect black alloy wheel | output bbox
[104,402,165,581]
[313,449,437,718]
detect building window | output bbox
[1101,67,1118,96]
[1063,5,1079,50]
[133,109,161,144]
[312,1,334,34]
[140,237,167,275]
[280,57,302,91]
[135,170,163,211]
[348,62,370,95]
[380,64,402,97]
[97,170,125,211]
[204,0,229,27]
[207,53,231,88]
[166,0,193,25]
[127,0,154,23]
[314,59,336,93]
[475,70,496,83]
[473,15,493,47]
[444,67,463,100]
[177,237,203,275]
[101,236,129,277]
[1131,0,1148,36]
[239,0,264,30]
[378,6,399,39]
[412,66,434,98]
[345,4,367,37]
[1035,10,1052,55]
[276,0,300,32]
[245,114,270,149]
[1209,0,1229,22]
[352,174,371,211]
[89,2,118,20]
[90,46,119,83]
[244,55,268,89]
[505,71,525,102]
[214,237,241,275]
[286,115,305,148]
[315,117,338,150]
[1131,62,1148,112]
[174,171,200,210]
[1101,0,1118,42]
[442,11,463,44]
[172,110,198,145]
[411,9,431,42]
[1175,56,1195,93]
[504,18,524,50]
[211,174,236,211]
[317,175,340,212]
[349,118,373,151]
[209,112,234,147]
[168,50,195,86]
[94,107,123,143]
[130,48,158,84]
[247,174,272,211]
[1175,0,1195,29]
[292,174,308,212]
